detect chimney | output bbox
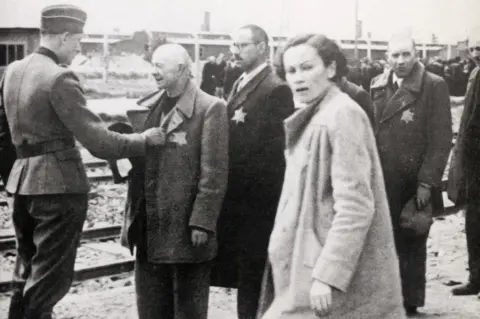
[201,11,211,32]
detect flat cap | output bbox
[41,4,87,34]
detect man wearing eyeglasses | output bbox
[448,29,480,299]
[211,24,294,319]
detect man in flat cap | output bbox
[0,4,165,319]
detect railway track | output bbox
[0,159,112,193]
[0,224,122,251]
[0,149,462,293]
[0,223,130,293]
[0,258,135,293]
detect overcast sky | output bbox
[3,0,479,44]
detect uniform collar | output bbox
[36,47,60,65]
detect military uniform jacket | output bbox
[1,48,146,195]
[370,62,452,211]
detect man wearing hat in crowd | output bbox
[370,31,452,316]
[448,27,480,299]
[0,4,165,319]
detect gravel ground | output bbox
[1,211,480,318]
[0,181,127,231]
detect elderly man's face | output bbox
[387,39,417,78]
[151,50,183,89]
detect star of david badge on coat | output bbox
[170,132,187,145]
[232,107,247,124]
[401,109,414,124]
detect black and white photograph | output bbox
[0,0,479,318]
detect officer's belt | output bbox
[16,138,76,158]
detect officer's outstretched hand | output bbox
[142,128,166,146]
[310,279,332,317]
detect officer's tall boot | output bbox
[7,288,26,319]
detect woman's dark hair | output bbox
[274,34,348,82]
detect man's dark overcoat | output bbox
[120,80,228,263]
[211,66,294,288]
[448,66,480,205]
[371,62,452,307]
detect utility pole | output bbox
[103,33,109,83]
[354,0,359,60]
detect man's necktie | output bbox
[235,75,245,94]
[393,81,399,93]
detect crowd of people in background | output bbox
[3,3,480,319]
[201,51,477,99]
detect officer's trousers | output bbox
[7,193,87,319]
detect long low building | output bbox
[0,27,458,76]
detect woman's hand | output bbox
[310,279,332,317]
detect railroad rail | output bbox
[0,160,112,193]
[0,224,129,293]
[0,224,122,251]
[0,259,135,293]
[0,145,464,292]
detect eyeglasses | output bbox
[231,42,258,50]
[469,46,480,53]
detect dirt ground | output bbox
[1,211,479,318]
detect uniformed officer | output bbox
[0,4,165,319]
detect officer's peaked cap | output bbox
[41,4,87,34]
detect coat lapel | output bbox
[378,63,425,124]
[370,72,389,126]
[380,87,418,123]
[227,66,271,112]
[138,89,165,130]
[164,80,196,135]
[138,80,196,134]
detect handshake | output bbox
[141,128,167,146]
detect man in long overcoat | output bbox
[211,24,294,319]
[448,30,480,298]
[119,44,228,319]
[371,33,452,315]
[0,5,164,319]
